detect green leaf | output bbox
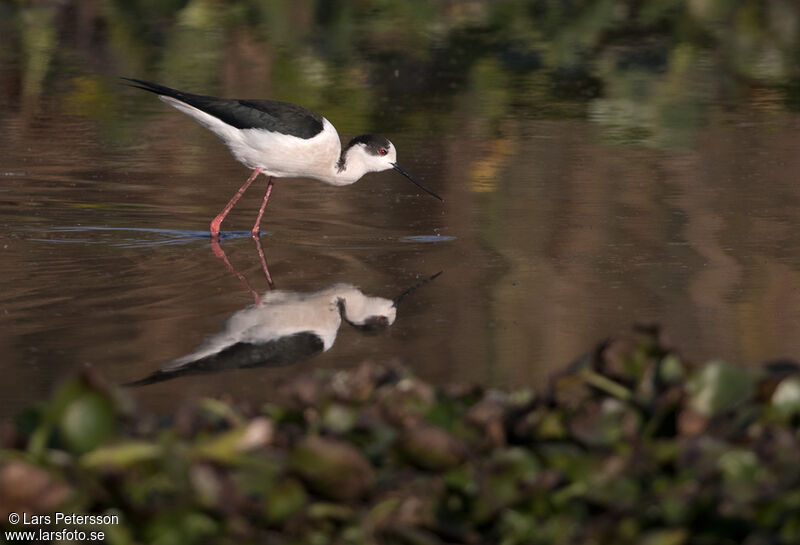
[81,441,162,469]
[60,393,118,453]
[772,376,800,417]
[687,361,754,416]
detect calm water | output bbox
[2,1,800,418]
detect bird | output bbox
[122,78,442,239]
[124,272,441,386]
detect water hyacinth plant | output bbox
[2,327,800,544]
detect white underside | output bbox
[161,284,397,370]
[160,96,351,185]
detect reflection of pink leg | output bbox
[251,177,274,237]
[210,238,262,305]
[210,167,262,239]
[253,235,275,289]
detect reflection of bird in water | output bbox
[122,78,442,240]
[126,273,440,386]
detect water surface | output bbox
[2,1,800,418]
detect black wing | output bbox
[124,332,325,387]
[122,78,325,139]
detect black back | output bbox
[123,78,325,139]
[125,331,325,387]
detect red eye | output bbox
[378,148,387,156]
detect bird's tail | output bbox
[122,370,173,387]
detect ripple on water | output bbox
[399,234,456,243]
[28,227,269,248]
[3,226,256,336]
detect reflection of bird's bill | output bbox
[393,271,443,308]
[392,163,443,201]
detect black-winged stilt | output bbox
[123,78,442,239]
[125,272,441,386]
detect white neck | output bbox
[324,146,371,186]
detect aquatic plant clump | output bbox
[3,328,800,544]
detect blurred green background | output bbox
[4,0,798,145]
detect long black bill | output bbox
[392,163,443,201]
[393,271,443,308]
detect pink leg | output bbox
[252,235,275,289]
[210,167,262,239]
[251,177,274,238]
[210,238,262,305]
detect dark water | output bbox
[2,1,800,418]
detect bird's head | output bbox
[341,134,397,173]
[340,134,442,200]
[337,293,397,332]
